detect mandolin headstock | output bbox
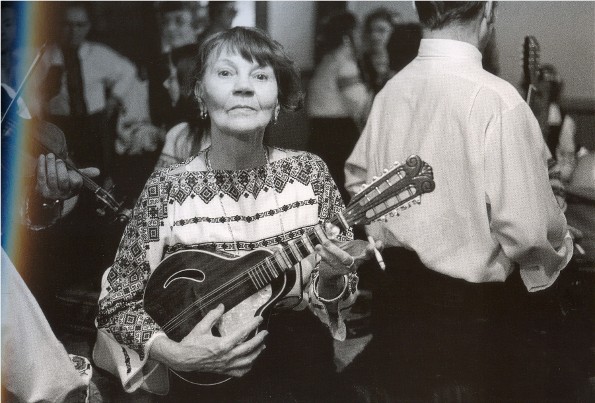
[343,155,435,227]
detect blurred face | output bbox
[198,48,278,139]
[61,6,91,49]
[214,3,238,29]
[161,9,196,49]
[1,8,17,52]
[368,19,393,51]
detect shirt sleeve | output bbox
[94,169,172,393]
[305,155,357,340]
[484,99,573,292]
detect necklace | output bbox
[205,146,287,257]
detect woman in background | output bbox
[307,11,372,203]
[361,8,396,95]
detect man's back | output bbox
[346,38,571,289]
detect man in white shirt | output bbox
[344,2,581,401]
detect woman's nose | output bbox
[233,74,254,95]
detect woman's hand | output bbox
[314,223,382,299]
[149,304,268,377]
[36,153,100,200]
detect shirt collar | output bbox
[418,39,483,65]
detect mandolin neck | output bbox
[243,216,346,291]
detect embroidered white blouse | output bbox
[345,39,573,292]
[95,148,355,393]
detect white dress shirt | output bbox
[40,41,137,116]
[345,39,573,292]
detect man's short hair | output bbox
[414,2,485,30]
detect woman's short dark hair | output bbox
[414,2,485,30]
[317,11,357,54]
[193,26,303,111]
[364,8,396,34]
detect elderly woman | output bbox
[94,27,373,401]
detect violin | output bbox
[2,42,130,224]
[3,114,131,223]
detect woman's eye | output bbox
[218,70,232,77]
[254,73,269,81]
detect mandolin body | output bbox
[143,248,294,385]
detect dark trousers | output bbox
[343,247,592,402]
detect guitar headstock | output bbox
[343,155,435,226]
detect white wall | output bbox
[267,1,317,71]
[494,1,595,100]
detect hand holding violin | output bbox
[36,153,100,201]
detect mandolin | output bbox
[143,155,435,386]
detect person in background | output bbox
[195,1,237,46]
[149,1,202,132]
[1,83,95,403]
[307,11,373,203]
[152,42,211,170]
[344,2,581,401]
[32,2,157,180]
[95,27,376,401]
[27,1,150,297]
[361,8,397,95]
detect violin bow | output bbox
[1,41,47,124]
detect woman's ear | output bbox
[194,81,203,104]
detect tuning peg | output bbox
[383,168,388,174]
[372,176,378,181]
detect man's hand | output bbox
[150,304,268,378]
[35,153,100,200]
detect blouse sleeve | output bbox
[94,169,173,393]
[305,154,357,341]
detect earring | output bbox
[272,108,279,125]
[201,108,208,120]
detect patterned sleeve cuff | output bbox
[309,270,359,341]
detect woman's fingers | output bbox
[223,316,264,349]
[191,304,225,335]
[226,344,267,377]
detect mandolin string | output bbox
[161,258,280,332]
[162,249,299,333]
[162,270,260,332]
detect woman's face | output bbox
[199,48,278,138]
[161,9,196,50]
[368,19,393,51]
